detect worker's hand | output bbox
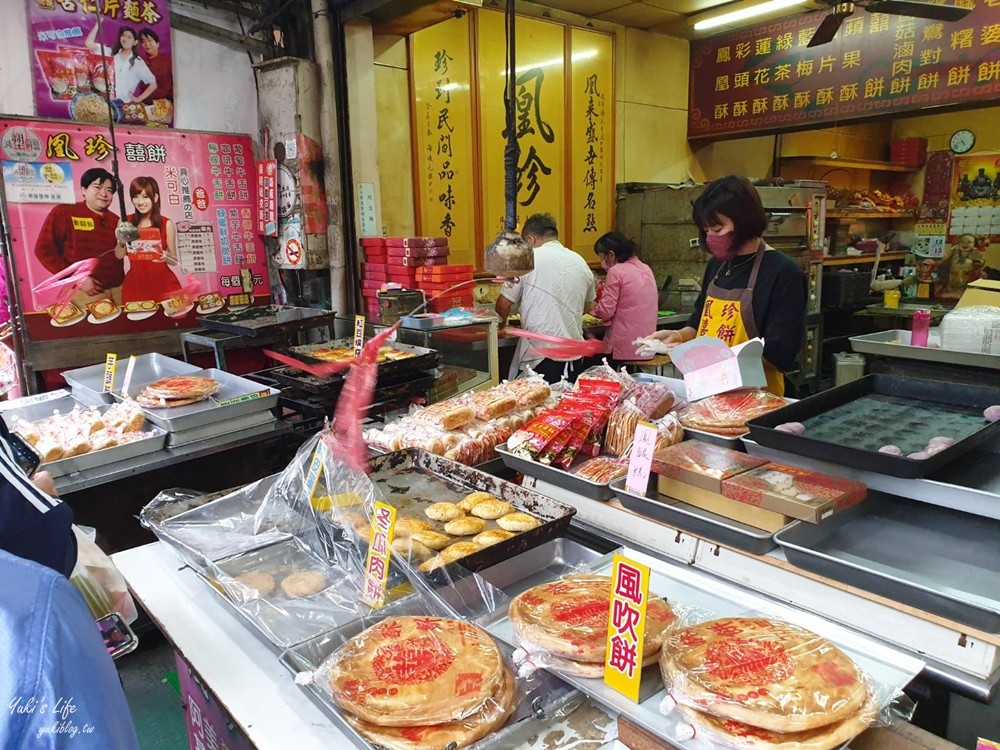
[79,277,101,296]
[647,329,684,345]
[32,470,57,497]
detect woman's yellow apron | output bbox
[695,242,785,396]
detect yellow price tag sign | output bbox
[604,553,651,702]
[363,501,397,608]
[102,353,117,393]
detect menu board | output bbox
[0,117,268,343]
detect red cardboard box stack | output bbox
[418,265,475,313]
[359,237,388,319]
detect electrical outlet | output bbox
[688,237,700,249]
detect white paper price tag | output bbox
[625,422,658,495]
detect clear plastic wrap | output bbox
[604,400,646,457]
[570,455,628,484]
[940,305,1000,355]
[619,373,677,419]
[679,389,788,437]
[658,616,892,735]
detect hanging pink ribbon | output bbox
[504,326,605,358]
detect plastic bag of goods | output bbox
[940,305,1000,355]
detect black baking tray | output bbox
[279,338,441,380]
[368,448,576,577]
[270,366,435,401]
[199,305,336,338]
[609,477,791,555]
[775,493,1000,632]
[746,374,1000,479]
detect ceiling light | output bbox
[693,0,806,31]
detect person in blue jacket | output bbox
[0,415,76,576]
[0,548,141,748]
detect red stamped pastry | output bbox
[661,617,866,733]
[329,616,504,727]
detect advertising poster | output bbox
[0,118,268,344]
[27,0,175,128]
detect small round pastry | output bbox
[474,529,515,547]
[444,516,488,536]
[439,541,482,564]
[907,451,929,460]
[280,569,327,598]
[471,499,515,520]
[234,571,275,596]
[393,516,433,538]
[775,422,805,435]
[411,529,452,550]
[391,536,434,563]
[878,445,902,455]
[927,436,955,448]
[424,502,464,522]
[985,406,1000,422]
[497,512,541,532]
[458,491,496,513]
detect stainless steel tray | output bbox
[609,476,793,555]
[279,592,579,750]
[165,410,276,447]
[474,538,606,598]
[121,368,279,432]
[208,538,366,650]
[851,329,1000,371]
[477,548,923,750]
[368,449,577,575]
[494,443,618,502]
[3,395,166,478]
[775,494,1000,632]
[63,353,201,406]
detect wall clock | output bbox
[950,129,975,155]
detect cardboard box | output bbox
[651,440,767,493]
[721,462,867,524]
[670,337,767,401]
[657,475,791,532]
[956,279,1000,308]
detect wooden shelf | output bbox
[781,156,919,173]
[822,252,908,267]
[826,210,917,220]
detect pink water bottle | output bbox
[911,308,930,347]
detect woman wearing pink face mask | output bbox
[591,232,658,368]
[646,175,806,396]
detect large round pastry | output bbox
[329,616,505,727]
[142,375,220,400]
[661,617,867,732]
[343,666,516,750]
[508,575,676,664]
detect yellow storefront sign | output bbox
[604,553,650,702]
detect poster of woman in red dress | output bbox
[117,176,182,305]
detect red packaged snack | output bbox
[36,51,76,99]
[508,412,574,461]
[58,47,92,93]
[553,419,592,470]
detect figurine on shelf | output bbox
[935,234,982,302]
[913,257,937,301]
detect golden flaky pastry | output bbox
[517,640,660,679]
[424,502,464,522]
[343,667,517,750]
[473,529,514,547]
[394,517,434,538]
[496,512,540,532]
[510,575,676,664]
[392,536,434,563]
[410,530,451,551]
[660,618,866,733]
[418,541,483,573]
[279,570,327,598]
[470,499,514,520]
[329,617,505,727]
[234,571,275,596]
[673,692,876,750]
[457,491,496,513]
[444,517,487,537]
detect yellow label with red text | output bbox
[362,501,397,608]
[72,217,95,231]
[604,553,650,702]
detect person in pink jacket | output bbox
[591,232,659,368]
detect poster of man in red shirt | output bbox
[34,166,125,309]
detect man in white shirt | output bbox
[496,214,596,383]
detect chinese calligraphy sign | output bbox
[604,554,650,702]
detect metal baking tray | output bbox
[165,410,277,447]
[368,448,576,575]
[281,337,440,379]
[494,443,619,502]
[198,304,336,338]
[121,368,280,432]
[206,537,366,650]
[270,366,435,401]
[851,329,1000,371]
[609,476,792,555]
[279,592,579,750]
[477,546,923,750]
[775,493,1000,632]
[62,353,201,406]
[747,374,1000,479]
[474,538,605,597]
[3,395,166,478]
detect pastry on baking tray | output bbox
[234,571,275,596]
[443,516,487,537]
[457,491,495,513]
[470,499,514,520]
[280,569,327,598]
[424,502,464,522]
[393,516,433,538]
[410,530,451,551]
[391,536,434,563]
[495,512,539,532]
[473,529,514,547]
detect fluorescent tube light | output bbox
[693,0,806,31]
